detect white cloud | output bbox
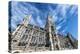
[56,25,61,30]
[69,6,78,15]
[52,15,58,22]
[62,26,67,33]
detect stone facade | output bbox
[8,14,78,53]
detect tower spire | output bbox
[23,15,32,26]
[12,15,31,36]
[45,12,54,50]
[45,12,61,50]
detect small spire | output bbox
[23,14,32,26]
[24,14,32,21]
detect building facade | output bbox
[8,14,78,53]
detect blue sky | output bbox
[9,1,78,39]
